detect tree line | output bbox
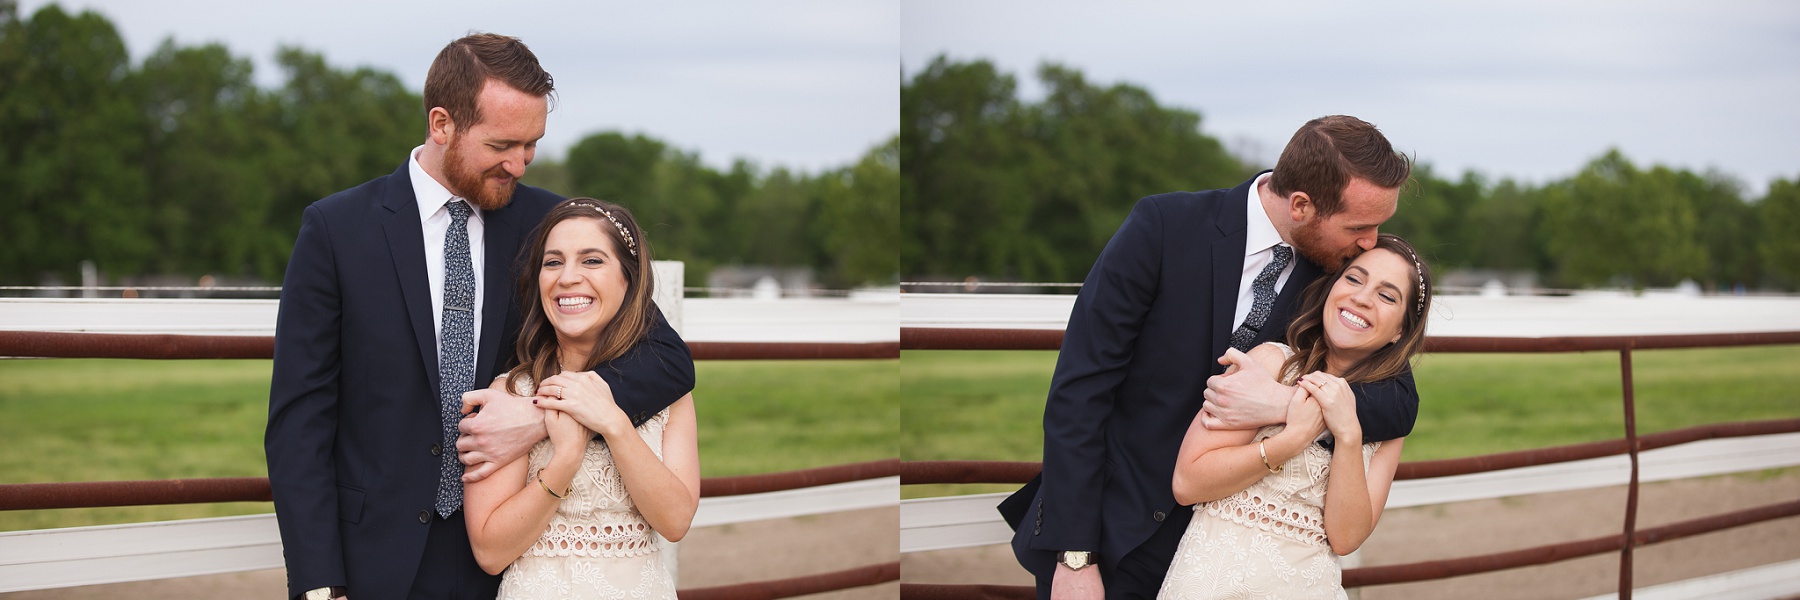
[0,1,897,290]
[902,56,1800,291]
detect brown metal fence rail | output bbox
[899,328,1800,599]
[0,331,899,598]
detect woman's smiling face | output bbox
[1321,247,1414,365]
[538,217,629,350]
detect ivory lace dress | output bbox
[1157,344,1382,600]
[497,379,677,600]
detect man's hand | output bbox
[1201,348,1293,430]
[457,386,548,483]
[1050,562,1103,600]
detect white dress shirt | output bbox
[407,145,485,370]
[1232,172,1297,331]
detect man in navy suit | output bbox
[1006,116,1418,599]
[267,34,693,600]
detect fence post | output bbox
[649,260,685,583]
[1618,346,1639,599]
[652,260,685,337]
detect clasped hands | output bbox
[1200,347,1359,440]
[455,371,630,483]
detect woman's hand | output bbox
[543,408,591,454]
[1284,385,1325,440]
[1298,372,1361,443]
[535,371,632,439]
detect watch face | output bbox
[1061,551,1090,570]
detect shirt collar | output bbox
[1244,171,1286,257]
[408,145,478,222]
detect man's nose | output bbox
[1358,229,1379,250]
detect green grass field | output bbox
[902,346,1800,497]
[0,358,896,531]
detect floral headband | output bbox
[1404,247,1425,316]
[569,200,638,257]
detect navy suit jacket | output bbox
[1007,174,1418,579]
[266,162,695,599]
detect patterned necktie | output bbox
[436,199,476,518]
[1230,244,1293,352]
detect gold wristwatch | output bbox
[303,587,344,600]
[1057,550,1095,571]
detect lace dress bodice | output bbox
[1158,343,1383,600]
[521,408,669,560]
[497,376,677,600]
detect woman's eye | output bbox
[1380,293,1397,303]
[1345,275,1361,285]
[543,259,562,268]
[584,258,604,266]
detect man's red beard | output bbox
[1291,218,1360,271]
[444,135,517,211]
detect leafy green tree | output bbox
[1541,150,1707,288]
[1463,178,1547,273]
[565,132,667,207]
[137,41,282,278]
[901,57,1030,280]
[1760,178,1800,287]
[732,167,814,268]
[815,137,900,286]
[262,46,422,271]
[1677,169,1759,290]
[1382,164,1475,269]
[0,2,151,284]
[902,56,1251,281]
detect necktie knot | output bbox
[447,198,471,221]
[1270,244,1292,268]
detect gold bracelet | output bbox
[1259,440,1283,474]
[536,473,570,499]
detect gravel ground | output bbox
[0,506,898,599]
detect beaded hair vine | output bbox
[1406,248,1425,317]
[570,201,638,257]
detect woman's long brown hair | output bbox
[1279,233,1433,384]
[505,198,655,393]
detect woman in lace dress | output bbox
[464,198,699,599]
[1159,234,1433,600]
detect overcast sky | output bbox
[902,0,1800,196]
[20,0,899,174]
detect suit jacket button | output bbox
[1153,511,1166,522]
[430,443,443,456]
[418,510,430,524]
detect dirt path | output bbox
[901,469,1800,598]
[0,507,897,599]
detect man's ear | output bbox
[428,107,456,145]
[1288,192,1315,223]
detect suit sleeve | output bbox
[1032,198,1165,553]
[593,304,695,427]
[265,205,347,597]
[1349,367,1419,443]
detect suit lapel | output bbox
[1208,177,1255,367]
[475,203,520,381]
[379,164,442,397]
